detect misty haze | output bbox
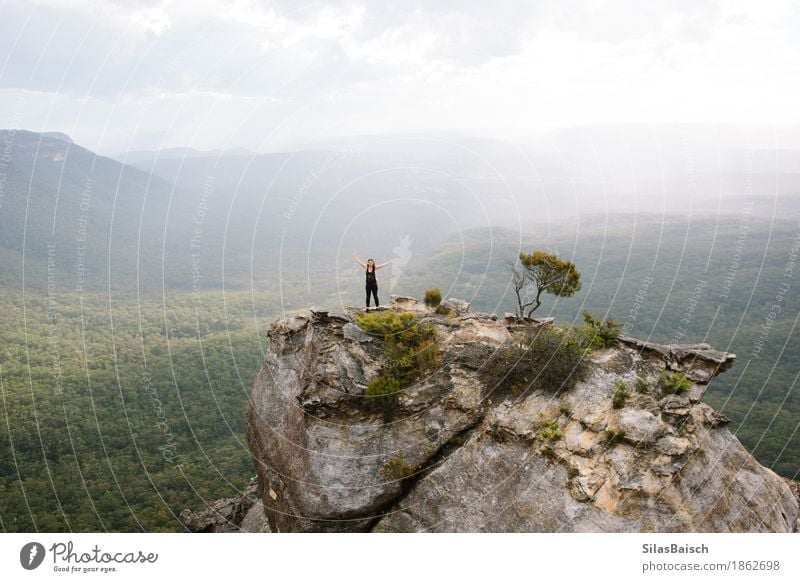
[0,0,798,541]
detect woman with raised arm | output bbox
[352,252,392,311]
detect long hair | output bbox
[367,258,375,272]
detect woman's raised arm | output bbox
[375,260,392,270]
[352,252,367,269]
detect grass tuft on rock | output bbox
[575,309,623,350]
[612,379,631,409]
[365,375,402,410]
[657,369,692,395]
[424,288,442,308]
[539,422,563,441]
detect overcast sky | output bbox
[1,0,799,154]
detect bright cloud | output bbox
[0,0,798,153]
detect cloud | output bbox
[130,6,173,36]
[0,0,799,154]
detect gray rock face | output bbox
[618,336,736,382]
[616,409,666,444]
[245,302,798,533]
[239,500,271,533]
[343,322,373,343]
[439,297,470,315]
[180,477,271,533]
[389,295,420,308]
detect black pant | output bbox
[366,283,379,308]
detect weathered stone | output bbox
[688,383,707,403]
[343,322,373,343]
[651,454,683,476]
[240,500,271,533]
[607,445,645,491]
[389,295,419,307]
[440,297,470,315]
[617,409,667,444]
[567,455,608,501]
[673,426,796,532]
[695,403,732,427]
[448,317,511,346]
[580,411,609,432]
[240,306,798,533]
[564,421,604,455]
[660,395,692,418]
[278,315,309,334]
[180,478,269,532]
[619,336,735,384]
[656,435,692,456]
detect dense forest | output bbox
[0,292,275,531]
[2,210,799,531]
[1,133,798,531]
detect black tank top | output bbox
[366,266,377,285]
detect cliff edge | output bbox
[242,297,798,533]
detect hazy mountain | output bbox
[6,128,800,297]
[116,146,254,164]
[0,130,180,293]
[3,126,800,534]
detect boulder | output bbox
[616,409,668,444]
[389,295,419,307]
[343,322,373,343]
[180,477,270,533]
[242,306,797,532]
[439,297,470,315]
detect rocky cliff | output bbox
[179,477,270,532]
[241,297,798,533]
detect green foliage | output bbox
[424,288,443,308]
[612,379,631,409]
[510,250,582,317]
[355,310,438,398]
[0,291,266,532]
[635,376,650,393]
[539,422,563,441]
[578,309,623,350]
[365,375,402,410]
[355,311,418,336]
[559,404,573,417]
[605,430,626,448]
[379,451,419,481]
[415,338,441,373]
[658,370,693,395]
[479,325,589,400]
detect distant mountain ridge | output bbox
[115,146,254,164]
[0,129,177,292]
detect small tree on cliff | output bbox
[508,250,581,319]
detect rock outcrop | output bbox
[243,298,799,533]
[179,477,270,532]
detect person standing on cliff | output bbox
[352,252,392,310]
